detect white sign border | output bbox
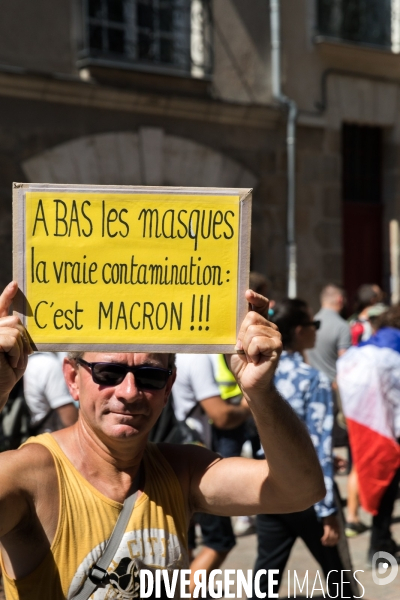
[13,183,252,353]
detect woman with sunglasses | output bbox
[252,298,356,599]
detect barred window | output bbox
[317,0,397,50]
[82,0,212,77]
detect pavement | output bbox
[0,471,398,599]
[222,470,400,599]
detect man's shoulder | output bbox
[318,307,341,321]
[0,442,56,492]
[318,309,349,332]
[0,442,55,469]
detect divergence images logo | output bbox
[372,552,399,586]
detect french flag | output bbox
[337,328,400,515]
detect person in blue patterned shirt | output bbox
[274,349,335,522]
[252,298,355,599]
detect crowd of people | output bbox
[0,276,399,598]
[167,278,399,597]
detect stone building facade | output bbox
[0,0,399,310]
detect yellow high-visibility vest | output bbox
[214,354,242,401]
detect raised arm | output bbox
[0,283,43,544]
[0,282,32,408]
[187,290,325,516]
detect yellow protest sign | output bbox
[13,184,251,352]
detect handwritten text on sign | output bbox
[26,192,240,345]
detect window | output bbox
[81,0,213,77]
[317,0,398,49]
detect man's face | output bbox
[63,352,175,441]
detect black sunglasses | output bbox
[77,358,172,390]
[302,320,321,330]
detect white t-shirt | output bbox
[173,354,220,449]
[24,352,74,431]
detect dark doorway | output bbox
[342,123,383,313]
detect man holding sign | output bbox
[0,281,324,599]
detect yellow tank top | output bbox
[1,434,189,599]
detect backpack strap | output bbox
[72,468,141,600]
[184,400,202,420]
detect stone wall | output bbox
[0,93,281,295]
[250,124,343,311]
[0,0,74,74]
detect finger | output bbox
[0,323,31,367]
[6,318,33,348]
[15,331,24,370]
[241,324,281,354]
[240,309,277,327]
[245,289,269,319]
[0,327,23,352]
[0,315,23,329]
[0,317,32,364]
[240,325,282,363]
[322,539,333,547]
[0,282,18,319]
[320,536,327,546]
[325,537,336,547]
[14,323,33,361]
[0,330,23,369]
[15,327,29,371]
[245,335,282,365]
[236,310,278,354]
[323,529,338,547]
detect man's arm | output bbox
[337,320,351,357]
[186,290,326,516]
[200,395,249,429]
[0,282,32,408]
[0,283,37,538]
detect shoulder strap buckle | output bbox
[89,565,109,585]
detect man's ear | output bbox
[164,368,176,406]
[63,358,80,401]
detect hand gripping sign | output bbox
[13,183,251,353]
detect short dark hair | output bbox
[375,306,400,331]
[320,284,345,303]
[270,298,310,348]
[355,284,380,313]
